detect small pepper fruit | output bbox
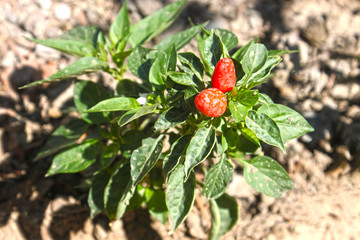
[211,58,236,93]
[195,88,227,117]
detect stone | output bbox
[349,83,360,100]
[314,72,329,95]
[54,3,71,21]
[301,16,328,48]
[1,51,16,67]
[331,84,350,100]
[347,105,360,121]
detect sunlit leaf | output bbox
[163,135,192,182]
[166,164,196,234]
[245,56,281,89]
[88,172,111,218]
[154,107,189,131]
[184,126,216,179]
[246,111,284,151]
[241,43,268,74]
[46,139,100,176]
[118,104,159,127]
[104,164,135,220]
[74,80,111,124]
[232,37,258,62]
[243,156,293,197]
[20,57,108,88]
[130,135,164,186]
[258,104,314,141]
[209,194,238,240]
[203,155,234,199]
[127,46,153,81]
[214,28,238,51]
[85,97,140,112]
[34,118,89,161]
[109,0,130,49]
[129,0,187,46]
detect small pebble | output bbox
[54,3,71,21]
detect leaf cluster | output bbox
[24,0,313,239]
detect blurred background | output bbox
[0,0,359,239]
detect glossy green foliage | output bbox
[26,1,314,239]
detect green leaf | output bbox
[163,135,192,182]
[85,97,140,112]
[209,199,221,240]
[233,59,245,86]
[120,130,146,156]
[88,172,111,218]
[149,53,166,89]
[236,90,259,108]
[109,0,130,49]
[215,135,224,156]
[149,45,177,89]
[20,57,108,88]
[166,164,196,234]
[118,104,159,127]
[127,184,146,210]
[202,31,227,75]
[258,93,274,106]
[151,24,202,53]
[165,44,178,72]
[268,49,298,56]
[127,46,153,81]
[232,37,258,62]
[115,79,148,98]
[74,80,111,124]
[178,52,204,81]
[115,79,150,98]
[104,164,135,220]
[168,71,196,87]
[245,111,285,152]
[112,50,132,68]
[96,31,107,61]
[184,86,199,100]
[154,107,189,131]
[184,127,216,179]
[222,126,239,151]
[228,100,248,123]
[46,139,100,176]
[34,118,89,161]
[243,156,293,197]
[241,43,268,74]
[209,194,238,240]
[60,26,102,48]
[146,189,168,224]
[99,142,120,170]
[129,0,187,46]
[240,127,261,147]
[28,26,101,57]
[130,135,164,186]
[245,56,281,89]
[105,35,113,50]
[203,155,234,199]
[236,133,260,154]
[257,104,314,141]
[214,28,238,51]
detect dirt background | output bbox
[1,0,360,239]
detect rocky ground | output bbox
[1,0,360,239]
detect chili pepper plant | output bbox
[22,0,314,238]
